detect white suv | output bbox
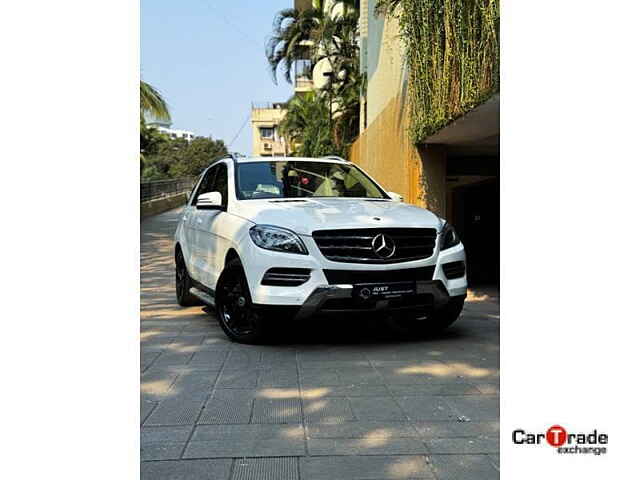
[175,154,467,343]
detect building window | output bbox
[260,127,274,139]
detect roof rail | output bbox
[215,152,245,163]
[229,152,246,162]
[322,155,348,162]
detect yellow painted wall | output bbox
[353,3,448,217]
[349,94,447,217]
[365,15,405,127]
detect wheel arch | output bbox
[224,248,241,266]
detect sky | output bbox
[141,0,294,155]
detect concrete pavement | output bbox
[141,208,500,479]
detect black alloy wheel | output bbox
[175,249,201,306]
[216,258,266,344]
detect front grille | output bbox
[261,268,311,287]
[312,228,438,264]
[323,266,435,285]
[442,261,466,279]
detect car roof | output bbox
[234,156,349,164]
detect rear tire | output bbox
[215,258,267,344]
[385,296,465,336]
[175,248,202,307]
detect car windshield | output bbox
[235,161,388,200]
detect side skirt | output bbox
[189,280,216,307]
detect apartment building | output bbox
[250,102,289,157]
[146,119,195,142]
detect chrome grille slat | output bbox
[317,235,375,241]
[324,254,431,264]
[261,268,311,286]
[263,274,310,280]
[315,245,372,251]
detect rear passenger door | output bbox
[192,163,229,288]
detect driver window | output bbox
[191,166,219,206]
[211,164,228,207]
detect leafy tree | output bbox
[139,80,171,174]
[141,138,187,180]
[169,137,228,178]
[140,120,169,175]
[140,120,169,157]
[141,136,227,181]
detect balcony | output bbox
[294,58,313,93]
[295,0,313,11]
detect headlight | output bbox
[439,222,461,250]
[249,225,308,255]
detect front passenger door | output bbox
[180,175,203,273]
[188,167,217,283]
[192,164,228,287]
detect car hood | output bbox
[231,198,444,235]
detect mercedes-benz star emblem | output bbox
[359,287,372,300]
[371,233,396,259]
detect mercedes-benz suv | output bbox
[174,154,467,343]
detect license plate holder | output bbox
[353,282,416,301]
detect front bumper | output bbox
[292,280,459,320]
[237,233,468,308]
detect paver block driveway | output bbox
[141,209,500,479]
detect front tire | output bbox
[215,258,267,344]
[385,296,465,336]
[175,249,202,307]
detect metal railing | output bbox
[252,101,287,110]
[140,177,196,203]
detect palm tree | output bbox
[140,80,171,122]
[267,1,362,154]
[265,8,324,84]
[278,92,333,157]
[266,2,361,85]
[314,8,359,79]
[312,9,361,149]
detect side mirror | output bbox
[196,191,223,210]
[387,191,404,202]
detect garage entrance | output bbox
[450,178,499,284]
[420,94,499,287]
[446,157,499,286]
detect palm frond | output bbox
[140,81,171,121]
[265,8,323,84]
